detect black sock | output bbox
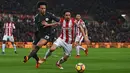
[33,54,39,61]
[28,46,40,60]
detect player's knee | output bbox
[35,46,40,49]
[50,44,57,52]
[36,43,43,47]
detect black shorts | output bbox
[33,33,53,45]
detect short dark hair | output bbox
[37,1,47,8]
[63,9,71,15]
[76,13,80,15]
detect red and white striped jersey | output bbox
[75,19,85,37]
[59,18,75,44]
[3,22,15,36]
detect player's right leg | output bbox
[75,36,81,58]
[2,40,6,54]
[23,44,40,68]
[2,35,7,54]
[23,37,40,63]
[38,43,57,64]
[24,39,47,68]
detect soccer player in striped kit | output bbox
[75,14,90,58]
[38,10,88,69]
[2,18,17,54]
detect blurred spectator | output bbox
[0,13,129,42]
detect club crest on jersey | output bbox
[45,18,49,21]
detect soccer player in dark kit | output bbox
[23,1,59,68]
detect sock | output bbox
[44,49,52,59]
[2,44,6,52]
[77,45,86,51]
[28,46,40,60]
[57,57,66,64]
[33,54,39,61]
[76,46,80,55]
[13,44,17,52]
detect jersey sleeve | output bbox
[81,21,86,28]
[34,14,42,27]
[50,13,60,22]
[3,23,6,28]
[12,23,15,29]
[59,18,64,25]
[34,14,39,25]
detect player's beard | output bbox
[65,18,70,22]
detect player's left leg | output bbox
[56,55,69,69]
[75,42,80,58]
[78,37,88,56]
[11,42,17,54]
[39,43,57,64]
[56,42,72,69]
[10,36,17,54]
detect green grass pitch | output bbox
[0,48,130,73]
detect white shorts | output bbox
[2,35,14,42]
[75,35,83,45]
[54,38,72,56]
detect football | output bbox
[75,63,86,73]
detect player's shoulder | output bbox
[80,19,84,22]
[71,18,76,24]
[34,14,39,18]
[80,19,85,24]
[71,18,75,21]
[11,22,15,24]
[59,18,64,23]
[46,12,55,16]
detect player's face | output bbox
[64,12,71,21]
[38,5,46,14]
[76,14,81,20]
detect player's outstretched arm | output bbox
[42,21,60,27]
[79,24,90,44]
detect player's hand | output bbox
[57,22,60,25]
[84,37,90,45]
[41,21,47,25]
[12,29,16,35]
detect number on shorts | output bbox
[45,35,49,39]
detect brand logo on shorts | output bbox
[45,18,49,21]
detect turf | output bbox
[0,48,130,73]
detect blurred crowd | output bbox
[87,21,130,42]
[0,13,35,42]
[0,0,129,42]
[0,13,130,42]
